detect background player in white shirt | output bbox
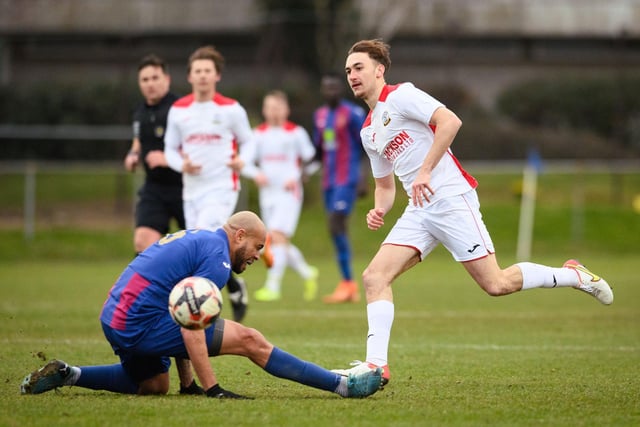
[332,39,614,386]
[244,90,319,302]
[164,45,255,322]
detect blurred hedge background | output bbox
[1,0,640,162]
[1,73,638,161]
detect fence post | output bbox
[571,162,585,244]
[516,164,538,262]
[24,161,36,241]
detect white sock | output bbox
[334,376,348,397]
[365,300,394,367]
[66,366,81,386]
[517,262,579,290]
[265,244,287,293]
[286,244,311,278]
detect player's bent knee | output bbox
[237,327,270,354]
[138,385,169,395]
[328,213,347,235]
[479,281,511,297]
[134,227,161,253]
[362,265,389,284]
[137,376,170,395]
[133,240,148,254]
[133,234,146,253]
[362,267,391,293]
[484,287,503,297]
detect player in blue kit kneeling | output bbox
[21,211,382,399]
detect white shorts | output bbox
[184,189,239,231]
[259,187,302,237]
[383,190,495,262]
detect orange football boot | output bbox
[260,233,274,268]
[322,279,360,303]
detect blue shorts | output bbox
[102,317,225,383]
[323,185,357,214]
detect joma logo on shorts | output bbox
[383,130,414,161]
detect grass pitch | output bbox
[0,170,639,426]
[1,251,638,427]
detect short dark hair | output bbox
[348,39,391,71]
[188,45,225,74]
[137,54,168,73]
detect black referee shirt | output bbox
[132,92,182,187]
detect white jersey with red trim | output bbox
[244,121,316,236]
[361,83,477,204]
[164,93,255,200]
[247,121,316,191]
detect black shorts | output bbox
[135,182,185,233]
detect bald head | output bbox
[225,211,265,236]
[223,211,266,274]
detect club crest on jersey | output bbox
[382,111,391,126]
[212,114,223,125]
[154,126,165,138]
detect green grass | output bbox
[1,170,640,261]
[0,170,639,426]
[1,252,639,427]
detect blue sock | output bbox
[264,347,340,392]
[332,233,352,280]
[76,364,138,394]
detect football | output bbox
[168,276,223,330]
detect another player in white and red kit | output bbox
[332,39,613,386]
[164,45,255,322]
[243,91,318,302]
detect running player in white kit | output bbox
[164,45,255,322]
[243,90,319,302]
[332,39,614,386]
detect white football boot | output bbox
[563,259,613,305]
[332,360,391,386]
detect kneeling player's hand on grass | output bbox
[205,384,253,399]
[179,380,204,395]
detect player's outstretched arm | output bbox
[124,138,141,172]
[181,328,217,390]
[367,174,395,230]
[180,328,250,399]
[421,106,462,175]
[163,108,185,173]
[174,357,205,395]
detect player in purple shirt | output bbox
[313,72,368,303]
[21,211,383,399]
